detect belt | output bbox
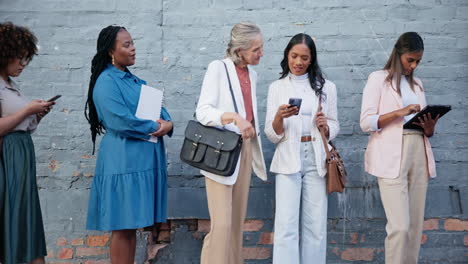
[301,135,316,142]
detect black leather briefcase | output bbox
[180,61,243,176]
[180,120,242,176]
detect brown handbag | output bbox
[317,103,347,194]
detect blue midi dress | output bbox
[86,65,172,231]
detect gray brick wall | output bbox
[1,0,467,263]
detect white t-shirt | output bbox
[400,76,419,123]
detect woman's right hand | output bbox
[397,104,420,117]
[235,116,256,139]
[25,100,54,115]
[275,104,299,120]
[272,104,298,135]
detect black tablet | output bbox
[403,104,452,130]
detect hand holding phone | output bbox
[47,95,62,102]
[288,98,302,115]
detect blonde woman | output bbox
[196,22,267,264]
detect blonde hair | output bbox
[226,22,262,64]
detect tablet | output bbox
[403,104,452,130]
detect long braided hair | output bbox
[280,33,326,102]
[85,25,126,154]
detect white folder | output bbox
[135,84,163,143]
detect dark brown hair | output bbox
[384,32,424,94]
[0,22,38,70]
[280,33,326,101]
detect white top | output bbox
[0,78,38,132]
[368,76,419,131]
[264,76,339,176]
[195,58,267,185]
[400,76,418,123]
[289,73,316,136]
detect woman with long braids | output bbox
[0,22,54,264]
[85,25,173,263]
[360,32,438,264]
[264,33,339,264]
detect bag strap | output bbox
[221,61,239,114]
[317,100,332,159]
[193,61,240,119]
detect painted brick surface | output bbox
[1,0,467,263]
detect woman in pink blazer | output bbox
[360,32,439,264]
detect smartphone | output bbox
[47,95,62,102]
[288,98,302,115]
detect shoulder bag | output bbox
[317,101,347,194]
[180,61,242,176]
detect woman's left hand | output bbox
[315,108,329,136]
[36,105,53,119]
[151,120,173,137]
[413,113,439,137]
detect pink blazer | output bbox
[360,70,436,179]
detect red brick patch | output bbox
[242,247,271,260]
[71,238,84,246]
[243,220,264,232]
[56,237,67,246]
[341,248,374,261]
[421,234,427,245]
[57,248,73,259]
[424,219,439,230]
[86,234,110,247]
[76,247,107,257]
[258,232,274,245]
[464,235,468,246]
[444,219,468,231]
[350,233,358,244]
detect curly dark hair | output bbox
[0,21,38,70]
[85,25,126,154]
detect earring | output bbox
[112,55,115,65]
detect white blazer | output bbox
[264,76,339,177]
[195,58,268,185]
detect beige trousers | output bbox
[201,139,253,264]
[378,130,429,264]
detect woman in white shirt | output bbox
[196,22,267,264]
[360,32,438,264]
[264,33,339,264]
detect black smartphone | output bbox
[47,95,62,102]
[288,98,302,115]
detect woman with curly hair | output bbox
[85,25,173,263]
[0,22,54,264]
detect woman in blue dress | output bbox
[85,25,173,263]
